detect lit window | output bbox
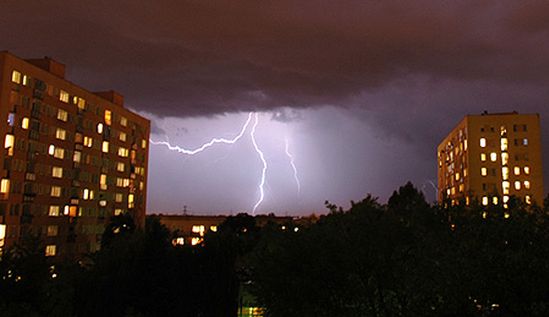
[481,167,487,176]
[97,123,104,134]
[83,136,93,148]
[120,116,127,127]
[503,195,510,203]
[11,70,22,84]
[455,173,460,181]
[21,117,29,129]
[514,166,520,175]
[59,90,69,103]
[480,153,486,161]
[46,225,58,237]
[45,245,57,257]
[7,113,15,126]
[22,75,29,86]
[114,209,124,216]
[482,196,489,206]
[192,225,206,236]
[480,138,486,148]
[105,110,112,125]
[191,237,202,246]
[55,128,66,140]
[173,237,185,246]
[48,144,55,155]
[492,197,498,205]
[49,206,60,216]
[118,147,129,157]
[100,174,107,190]
[119,132,127,142]
[141,139,147,149]
[52,167,63,178]
[4,134,14,149]
[83,188,90,200]
[0,224,6,244]
[523,138,528,146]
[500,138,508,151]
[501,152,508,165]
[502,181,510,195]
[115,193,123,203]
[490,152,497,162]
[0,179,10,194]
[76,97,86,110]
[514,181,521,190]
[502,167,509,180]
[128,194,134,208]
[57,109,68,122]
[524,180,531,189]
[525,195,532,205]
[73,151,81,163]
[54,148,64,159]
[102,141,109,153]
[50,186,61,197]
[117,162,125,172]
[210,226,217,232]
[524,166,530,175]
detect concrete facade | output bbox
[0,51,150,260]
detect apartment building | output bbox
[437,112,543,209]
[0,51,150,260]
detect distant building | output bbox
[0,51,150,260]
[437,112,544,208]
[155,214,297,246]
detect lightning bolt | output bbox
[251,113,267,214]
[285,137,301,195]
[149,112,253,154]
[151,111,299,215]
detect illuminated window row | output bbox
[11,71,136,129]
[481,137,529,148]
[47,205,80,217]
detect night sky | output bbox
[2,1,549,215]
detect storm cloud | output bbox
[2,1,549,118]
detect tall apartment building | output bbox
[437,112,544,208]
[0,51,150,260]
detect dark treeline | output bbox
[2,182,549,316]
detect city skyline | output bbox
[3,1,549,215]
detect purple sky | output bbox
[2,1,549,215]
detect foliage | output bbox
[248,183,549,317]
[0,233,76,316]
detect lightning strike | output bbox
[251,113,267,214]
[285,137,301,194]
[150,112,253,154]
[151,111,299,214]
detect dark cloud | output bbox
[2,0,549,119]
